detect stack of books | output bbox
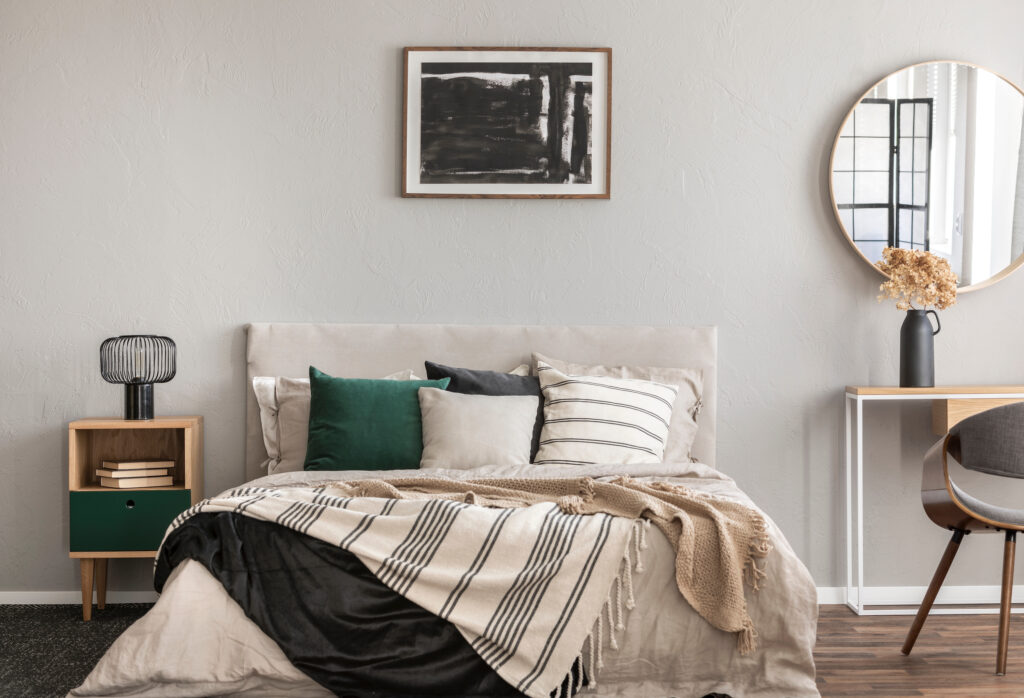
[97,459,175,488]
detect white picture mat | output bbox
[404,49,609,196]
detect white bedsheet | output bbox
[71,462,819,698]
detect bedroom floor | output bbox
[0,603,151,697]
[4,603,1024,697]
[816,605,1024,695]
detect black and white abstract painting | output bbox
[403,48,611,198]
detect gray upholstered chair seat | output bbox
[950,480,1024,527]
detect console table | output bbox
[845,386,1024,615]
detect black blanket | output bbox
[154,512,525,697]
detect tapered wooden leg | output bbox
[95,558,108,610]
[80,558,95,622]
[997,531,1016,675]
[902,529,965,655]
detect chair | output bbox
[901,402,1024,675]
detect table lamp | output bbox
[99,335,176,420]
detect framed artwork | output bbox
[403,47,612,199]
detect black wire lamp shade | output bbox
[100,335,176,420]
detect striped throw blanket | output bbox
[160,484,637,698]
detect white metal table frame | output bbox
[845,387,1024,616]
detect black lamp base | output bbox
[124,384,154,420]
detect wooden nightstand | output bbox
[68,416,203,620]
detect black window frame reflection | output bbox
[836,97,933,252]
[896,98,933,252]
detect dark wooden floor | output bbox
[815,605,1024,696]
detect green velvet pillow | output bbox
[303,366,450,471]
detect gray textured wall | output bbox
[3,0,1024,594]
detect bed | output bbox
[71,323,818,698]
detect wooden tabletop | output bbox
[846,385,1024,396]
[69,416,202,429]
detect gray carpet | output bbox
[0,604,151,697]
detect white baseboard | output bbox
[816,586,846,604]
[0,590,159,604]
[816,585,1024,606]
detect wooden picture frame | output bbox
[402,47,612,199]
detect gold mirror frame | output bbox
[829,60,1024,294]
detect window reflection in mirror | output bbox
[831,62,1024,288]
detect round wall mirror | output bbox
[830,60,1024,291]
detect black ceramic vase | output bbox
[899,309,941,387]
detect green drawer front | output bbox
[70,490,191,552]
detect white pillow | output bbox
[252,369,419,474]
[532,352,702,463]
[418,388,539,469]
[533,361,678,465]
[252,376,281,471]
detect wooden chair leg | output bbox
[95,558,108,610]
[79,558,95,622]
[997,531,1016,675]
[902,529,966,655]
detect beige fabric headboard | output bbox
[244,323,717,481]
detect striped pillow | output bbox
[534,361,678,465]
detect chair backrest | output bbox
[948,402,1024,479]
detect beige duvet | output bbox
[71,462,819,698]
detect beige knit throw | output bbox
[326,475,772,653]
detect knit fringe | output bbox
[552,655,586,698]
[556,479,597,516]
[738,617,759,654]
[564,518,648,694]
[736,513,772,654]
[743,514,772,591]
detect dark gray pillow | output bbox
[424,361,543,461]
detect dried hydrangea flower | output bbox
[876,247,958,311]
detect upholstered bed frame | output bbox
[244,323,718,481]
